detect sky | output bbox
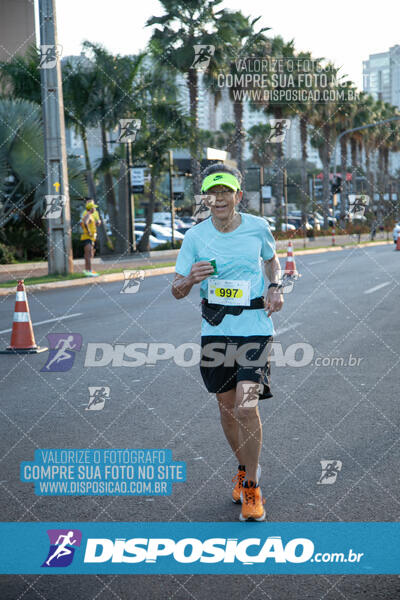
[43,0,400,90]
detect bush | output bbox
[0,242,17,264]
[152,240,183,251]
[2,223,47,260]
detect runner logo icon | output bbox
[41,333,82,372]
[317,460,342,485]
[42,529,82,567]
[86,386,110,410]
[191,45,215,71]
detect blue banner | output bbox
[0,522,398,574]
[20,449,186,496]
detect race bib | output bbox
[207,278,251,306]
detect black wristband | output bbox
[268,282,280,289]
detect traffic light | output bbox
[331,176,342,195]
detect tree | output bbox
[201,122,237,158]
[248,122,277,171]
[309,66,353,228]
[204,11,269,176]
[62,58,98,196]
[0,45,41,103]
[132,69,190,251]
[62,56,112,251]
[81,42,144,249]
[257,36,298,230]
[147,0,229,194]
[0,98,87,229]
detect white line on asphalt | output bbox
[275,322,301,335]
[0,312,83,334]
[364,282,391,295]
[308,259,327,265]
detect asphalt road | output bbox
[0,244,399,599]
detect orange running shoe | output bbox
[232,465,262,504]
[232,466,246,504]
[239,481,266,521]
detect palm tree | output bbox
[293,51,320,228]
[81,42,144,243]
[147,0,232,194]
[62,58,98,196]
[204,11,269,176]
[259,36,298,230]
[0,98,87,228]
[248,122,277,171]
[346,91,372,196]
[309,67,354,228]
[202,121,237,158]
[123,67,189,251]
[62,57,113,252]
[0,45,41,103]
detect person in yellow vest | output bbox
[80,199,101,277]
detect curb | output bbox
[289,240,392,256]
[0,241,393,296]
[0,266,176,296]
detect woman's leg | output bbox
[235,381,262,483]
[216,388,243,464]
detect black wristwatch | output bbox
[268,282,281,290]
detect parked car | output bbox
[153,218,185,229]
[180,216,196,225]
[307,216,321,231]
[134,231,162,249]
[264,217,296,232]
[314,211,337,227]
[287,216,313,231]
[134,222,185,242]
[152,212,185,229]
[288,210,322,230]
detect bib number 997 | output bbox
[215,287,242,298]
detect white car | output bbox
[134,231,161,249]
[264,217,296,232]
[134,222,185,242]
[393,222,400,244]
[152,212,185,229]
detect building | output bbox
[363,45,400,173]
[0,0,36,61]
[362,45,400,106]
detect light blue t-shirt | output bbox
[175,213,276,337]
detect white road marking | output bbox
[275,322,301,335]
[308,259,327,265]
[0,312,82,334]
[364,282,391,295]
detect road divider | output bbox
[0,312,82,335]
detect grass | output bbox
[276,239,391,253]
[0,262,176,288]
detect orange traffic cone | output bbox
[283,240,298,276]
[0,280,47,354]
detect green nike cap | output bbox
[201,172,241,193]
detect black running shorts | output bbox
[200,335,273,399]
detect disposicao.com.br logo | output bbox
[83,536,363,566]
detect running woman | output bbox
[172,163,283,521]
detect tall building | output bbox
[362,45,400,107]
[0,0,36,61]
[363,45,400,173]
